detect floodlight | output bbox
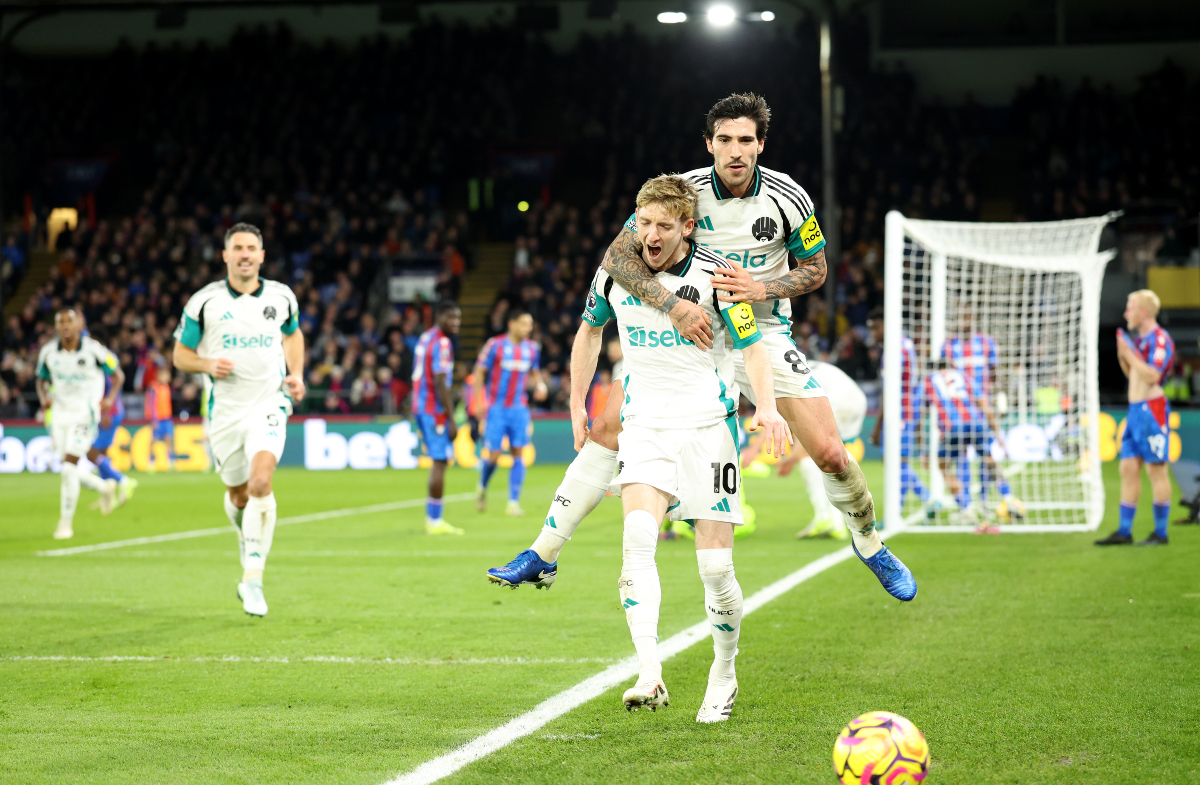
[707,5,736,25]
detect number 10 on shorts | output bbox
[711,462,737,494]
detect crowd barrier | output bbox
[0,410,1187,474]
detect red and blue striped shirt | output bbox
[922,368,985,431]
[898,335,918,423]
[1121,325,1175,386]
[412,327,454,418]
[941,332,997,399]
[477,335,540,408]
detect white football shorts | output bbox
[610,419,743,525]
[52,419,98,459]
[208,403,288,487]
[810,361,868,442]
[733,332,827,403]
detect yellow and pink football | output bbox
[832,711,930,784]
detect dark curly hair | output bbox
[704,92,771,141]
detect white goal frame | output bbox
[883,210,1118,533]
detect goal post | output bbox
[883,210,1119,533]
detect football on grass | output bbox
[833,711,930,784]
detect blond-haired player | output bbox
[173,223,306,615]
[561,175,789,721]
[1097,289,1175,546]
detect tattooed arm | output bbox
[601,226,715,349]
[713,248,828,302]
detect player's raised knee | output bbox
[810,440,848,474]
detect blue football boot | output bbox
[852,540,917,601]
[487,549,557,590]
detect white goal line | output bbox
[381,531,904,785]
[35,492,476,557]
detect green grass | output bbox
[1,461,1198,784]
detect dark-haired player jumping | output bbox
[488,93,915,602]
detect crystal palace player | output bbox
[488,93,915,602]
[941,308,1022,530]
[868,309,926,513]
[89,327,137,507]
[920,359,1010,516]
[413,301,464,536]
[172,223,306,617]
[1097,290,1175,546]
[473,309,548,516]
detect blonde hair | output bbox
[635,174,699,222]
[1130,289,1161,318]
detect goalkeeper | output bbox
[1096,290,1174,547]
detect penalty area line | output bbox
[36,492,476,557]
[383,532,906,785]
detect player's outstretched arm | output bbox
[713,249,827,303]
[282,330,306,403]
[568,322,605,451]
[742,341,793,457]
[601,226,714,350]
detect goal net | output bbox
[883,211,1118,533]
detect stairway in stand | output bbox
[3,250,59,319]
[457,242,513,360]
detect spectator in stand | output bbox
[145,365,176,471]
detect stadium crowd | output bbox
[2,20,1197,419]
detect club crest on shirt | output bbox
[263,305,277,321]
[675,285,700,304]
[752,216,778,243]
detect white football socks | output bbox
[620,509,662,683]
[530,441,617,563]
[697,548,742,686]
[60,461,81,523]
[798,456,835,521]
[822,452,883,557]
[224,492,246,568]
[241,493,277,580]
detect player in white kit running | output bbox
[489,93,915,602]
[35,309,122,539]
[172,223,306,617]
[574,175,790,720]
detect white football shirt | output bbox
[626,165,826,338]
[583,241,762,430]
[174,278,300,423]
[36,336,119,425]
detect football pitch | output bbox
[2,461,1197,784]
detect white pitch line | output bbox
[3,655,619,666]
[384,539,884,785]
[36,492,476,557]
